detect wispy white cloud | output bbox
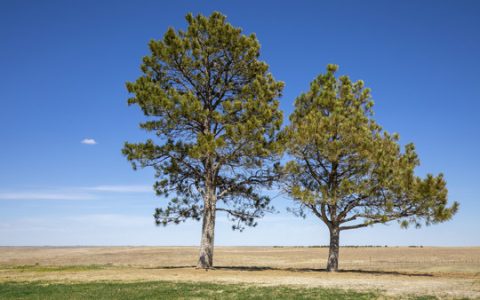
[67,214,153,227]
[86,185,152,193]
[0,192,96,200]
[81,138,97,145]
[0,184,154,201]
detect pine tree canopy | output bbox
[282,64,459,231]
[123,12,284,231]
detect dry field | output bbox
[0,246,479,298]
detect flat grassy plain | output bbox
[0,246,478,299]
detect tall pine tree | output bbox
[282,65,459,272]
[123,12,283,269]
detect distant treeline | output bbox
[272,245,424,248]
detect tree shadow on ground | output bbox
[143,265,434,277]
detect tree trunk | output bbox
[327,226,340,272]
[197,187,217,269]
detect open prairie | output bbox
[0,246,479,298]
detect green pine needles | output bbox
[123,12,459,270]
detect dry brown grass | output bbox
[1,246,479,298]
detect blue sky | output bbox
[1,0,479,246]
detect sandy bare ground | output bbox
[0,246,479,298]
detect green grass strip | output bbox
[0,281,378,299]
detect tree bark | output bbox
[327,226,340,272]
[197,186,217,269]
